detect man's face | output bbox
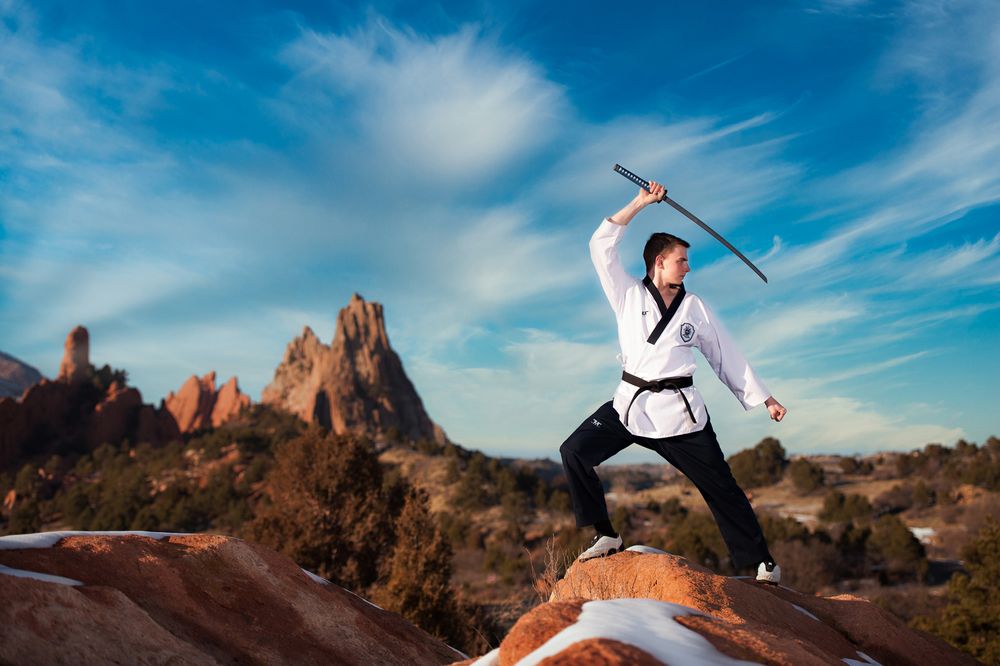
[657,246,690,284]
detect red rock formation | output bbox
[0,351,43,399]
[0,327,181,471]
[212,376,249,427]
[57,326,92,384]
[262,294,447,444]
[163,371,250,434]
[456,549,975,666]
[0,533,462,665]
[88,381,143,448]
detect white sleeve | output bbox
[589,218,637,315]
[694,298,770,410]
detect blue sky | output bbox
[1,0,997,463]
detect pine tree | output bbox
[866,514,928,583]
[727,437,787,489]
[375,487,467,645]
[914,518,1000,662]
[247,429,396,590]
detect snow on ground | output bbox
[843,651,882,666]
[791,604,820,621]
[515,598,760,666]
[302,568,331,585]
[0,564,83,586]
[469,647,500,665]
[0,530,191,550]
[625,544,668,555]
[909,527,935,545]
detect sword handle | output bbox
[613,163,658,195]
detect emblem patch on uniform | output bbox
[591,418,603,427]
[679,323,695,342]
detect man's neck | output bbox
[649,273,682,305]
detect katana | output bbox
[613,164,768,283]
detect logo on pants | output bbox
[591,418,602,427]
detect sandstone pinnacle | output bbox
[57,326,92,384]
[262,294,447,445]
[164,372,250,433]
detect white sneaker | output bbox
[578,534,624,562]
[756,561,781,584]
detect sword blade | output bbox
[613,164,768,283]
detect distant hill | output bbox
[0,351,43,399]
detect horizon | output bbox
[1,1,998,463]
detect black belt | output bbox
[621,371,696,426]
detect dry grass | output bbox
[526,534,574,604]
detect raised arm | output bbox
[589,181,668,314]
[608,180,667,227]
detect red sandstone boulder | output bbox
[456,549,975,666]
[0,532,463,665]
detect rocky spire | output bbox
[262,294,447,444]
[57,326,92,384]
[164,372,251,434]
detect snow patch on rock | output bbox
[301,568,330,584]
[792,604,820,621]
[0,530,191,550]
[625,544,668,555]
[0,564,83,586]
[843,650,883,665]
[469,647,500,665]
[517,598,759,666]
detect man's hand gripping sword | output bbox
[613,164,768,283]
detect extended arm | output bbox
[696,300,787,422]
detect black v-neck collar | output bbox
[642,276,685,345]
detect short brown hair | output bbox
[643,233,690,273]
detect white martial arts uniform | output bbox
[590,217,771,439]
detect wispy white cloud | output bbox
[532,112,799,232]
[681,51,752,83]
[278,20,567,188]
[739,297,865,358]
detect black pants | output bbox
[559,400,772,569]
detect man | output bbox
[559,179,787,584]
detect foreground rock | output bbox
[164,371,252,433]
[0,351,43,399]
[458,548,975,666]
[262,294,447,444]
[0,532,461,665]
